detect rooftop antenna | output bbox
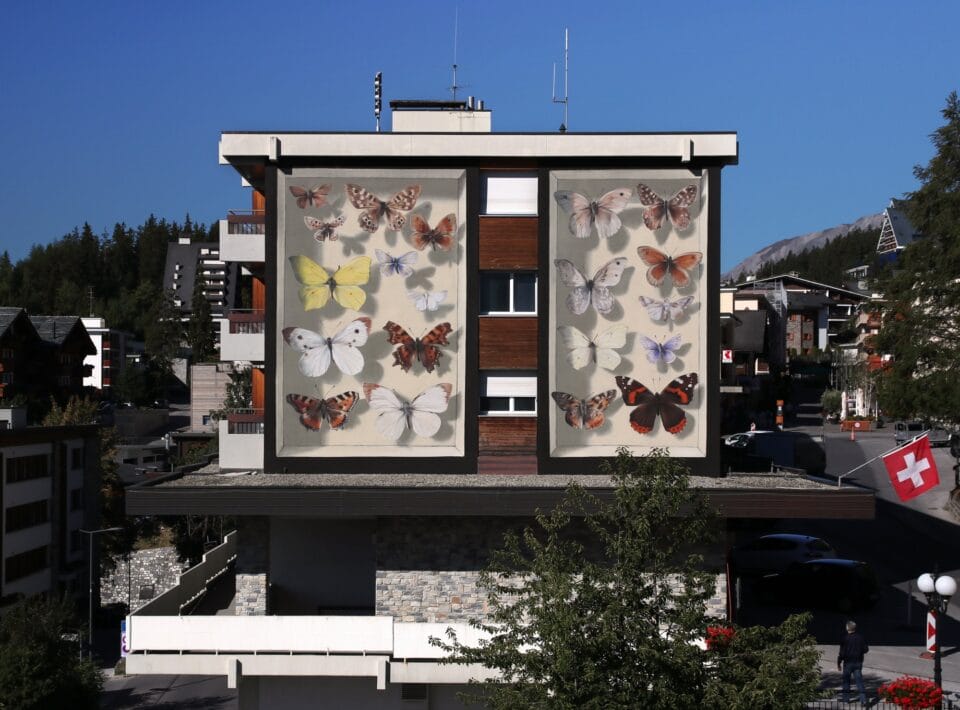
[449,7,462,100]
[374,71,382,132]
[552,28,569,132]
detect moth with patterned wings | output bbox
[288,255,371,311]
[345,184,421,233]
[304,215,346,243]
[554,257,629,316]
[639,334,682,365]
[551,390,617,430]
[282,318,371,377]
[557,324,628,371]
[375,249,418,278]
[285,391,359,431]
[636,247,702,289]
[615,373,698,435]
[383,321,453,373]
[554,187,632,239]
[639,295,695,323]
[289,184,331,209]
[409,213,457,251]
[636,183,699,232]
[363,382,453,441]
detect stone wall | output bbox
[235,517,269,615]
[101,546,188,609]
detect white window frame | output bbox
[480,272,538,315]
[481,174,538,216]
[480,372,537,416]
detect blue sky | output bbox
[0,1,957,272]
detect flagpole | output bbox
[836,431,930,488]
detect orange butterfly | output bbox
[285,391,359,431]
[410,213,457,251]
[383,321,452,373]
[637,247,703,288]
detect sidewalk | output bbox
[818,643,960,701]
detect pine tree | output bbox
[187,271,215,362]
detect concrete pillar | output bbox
[235,517,269,615]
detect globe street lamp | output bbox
[80,527,123,660]
[917,572,957,692]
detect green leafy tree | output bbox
[0,596,103,710]
[144,288,182,399]
[876,92,960,422]
[187,271,215,362]
[435,451,820,709]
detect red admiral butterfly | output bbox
[615,373,698,435]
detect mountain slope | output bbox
[723,213,885,282]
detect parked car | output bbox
[754,559,880,612]
[720,431,826,475]
[894,420,950,447]
[731,533,837,577]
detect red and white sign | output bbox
[883,434,940,502]
[721,349,733,364]
[927,611,937,653]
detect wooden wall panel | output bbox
[478,217,538,270]
[252,190,266,212]
[477,455,538,475]
[479,317,537,368]
[252,367,265,411]
[478,417,537,453]
[252,276,266,312]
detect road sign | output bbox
[721,349,733,364]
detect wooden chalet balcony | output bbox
[219,210,265,263]
[225,408,264,434]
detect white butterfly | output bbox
[558,324,628,371]
[554,257,629,315]
[639,295,695,323]
[407,290,447,312]
[282,318,372,377]
[375,249,418,277]
[554,188,632,239]
[363,382,452,441]
[639,334,682,364]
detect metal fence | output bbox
[805,697,957,709]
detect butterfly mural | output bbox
[636,247,702,289]
[288,255,371,311]
[554,187,632,239]
[363,382,452,441]
[303,215,346,243]
[286,391,359,431]
[407,290,447,313]
[375,249,418,278]
[345,184,421,233]
[639,295,695,323]
[410,213,457,251]
[615,373,698,435]
[557,324,628,371]
[551,390,617,430]
[554,257,629,316]
[639,334,682,365]
[636,183,698,231]
[282,318,372,377]
[383,321,453,373]
[289,184,331,209]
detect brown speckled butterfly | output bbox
[345,184,421,233]
[285,391,359,431]
[551,390,617,430]
[289,184,331,209]
[636,183,698,231]
[383,321,452,373]
[304,215,346,242]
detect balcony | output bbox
[219,210,265,263]
[125,533,494,687]
[220,310,264,362]
[219,409,264,470]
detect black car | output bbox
[721,431,826,476]
[754,559,880,612]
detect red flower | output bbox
[878,676,942,709]
[705,625,735,651]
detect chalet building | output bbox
[876,198,921,260]
[0,413,101,612]
[81,317,130,394]
[125,102,873,709]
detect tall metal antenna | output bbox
[551,28,569,132]
[449,7,461,100]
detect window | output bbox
[6,454,49,483]
[70,488,84,511]
[480,273,537,314]
[4,545,48,582]
[5,500,48,532]
[70,447,83,470]
[481,174,538,215]
[480,372,537,415]
[70,529,83,553]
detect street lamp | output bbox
[79,527,123,660]
[917,572,957,692]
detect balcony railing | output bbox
[226,210,265,235]
[226,408,264,434]
[227,310,265,334]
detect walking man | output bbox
[838,620,869,704]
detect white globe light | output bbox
[935,575,957,597]
[917,573,936,593]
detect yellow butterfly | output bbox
[288,255,371,311]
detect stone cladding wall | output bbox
[100,547,188,608]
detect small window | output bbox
[70,488,84,511]
[71,447,83,470]
[481,174,538,215]
[480,273,537,314]
[481,372,537,415]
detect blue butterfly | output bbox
[375,249,418,277]
[639,334,682,364]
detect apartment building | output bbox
[125,104,874,709]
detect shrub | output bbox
[878,676,942,709]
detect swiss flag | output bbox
[883,434,940,501]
